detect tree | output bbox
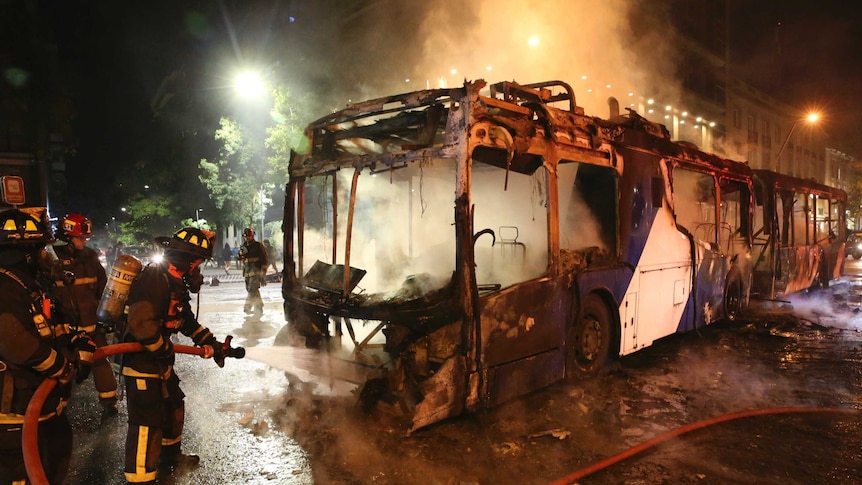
[199,117,266,228]
[199,84,311,233]
[266,85,312,181]
[114,192,180,245]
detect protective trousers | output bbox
[243,274,264,314]
[123,371,185,484]
[0,417,72,485]
[90,330,118,408]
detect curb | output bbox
[203,273,283,285]
[205,274,244,284]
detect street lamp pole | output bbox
[259,185,265,240]
[775,112,819,174]
[195,208,203,228]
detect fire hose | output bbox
[22,340,244,485]
[548,406,862,485]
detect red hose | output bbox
[22,343,205,485]
[548,406,862,485]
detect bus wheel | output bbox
[724,273,744,320]
[568,294,611,378]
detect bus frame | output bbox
[750,169,847,300]
[280,79,756,431]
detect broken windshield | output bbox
[297,158,457,297]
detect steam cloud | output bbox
[287,0,684,124]
[787,278,862,331]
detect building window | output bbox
[733,108,741,129]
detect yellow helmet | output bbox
[154,227,215,259]
[0,207,53,247]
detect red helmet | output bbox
[59,213,92,240]
[243,227,255,237]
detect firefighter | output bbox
[0,207,95,484]
[48,212,118,413]
[121,227,231,483]
[238,227,268,315]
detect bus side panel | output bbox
[484,350,565,408]
[478,277,570,407]
[688,245,729,328]
[479,278,570,368]
[620,187,693,352]
[781,245,820,295]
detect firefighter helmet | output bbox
[242,227,255,238]
[58,212,93,240]
[154,227,215,259]
[0,207,53,247]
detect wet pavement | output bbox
[61,264,862,484]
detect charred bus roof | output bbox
[290,79,749,181]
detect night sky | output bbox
[6,0,862,220]
[729,1,862,151]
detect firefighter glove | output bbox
[70,332,96,383]
[56,361,74,386]
[204,335,244,367]
[62,270,76,286]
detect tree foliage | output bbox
[199,84,311,232]
[266,85,312,182]
[114,192,180,245]
[199,117,267,228]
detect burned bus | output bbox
[279,80,753,431]
[750,169,846,299]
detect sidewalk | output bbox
[199,265,282,284]
[201,265,242,283]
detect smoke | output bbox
[293,0,683,123]
[786,279,862,331]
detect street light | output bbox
[259,185,265,240]
[195,208,203,228]
[234,71,266,99]
[776,112,819,174]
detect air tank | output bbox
[96,254,142,324]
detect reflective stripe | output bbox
[0,399,67,424]
[34,349,58,373]
[53,276,98,287]
[0,411,57,424]
[142,335,165,353]
[121,366,172,379]
[125,425,158,483]
[99,389,117,399]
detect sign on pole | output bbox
[1,176,26,205]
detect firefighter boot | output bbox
[101,396,119,416]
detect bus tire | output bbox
[724,272,744,320]
[568,294,612,378]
